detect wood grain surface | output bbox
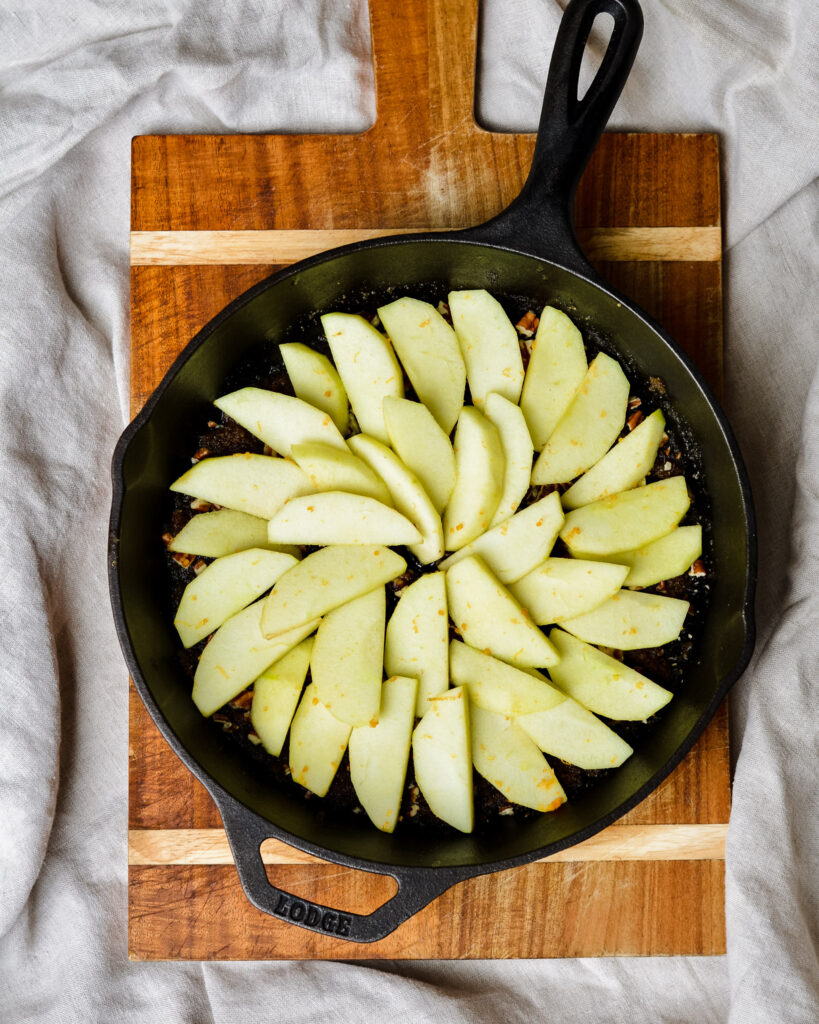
[128,0,728,959]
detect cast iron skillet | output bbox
[110,0,756,943]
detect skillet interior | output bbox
[114,237,752,870]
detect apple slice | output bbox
[439,492,563,584]
[531,352,629,484]
[192,600,319,717]
[616,525,703,588]
[377,297,465,434]
[280,342,349,433]
[288,682,352,797]
[214,387,347,456]
[562,409,666,509]
[509,558,629,625]
[448,290,524,407]
[382,396,456,513]
[470,706,566,812]
[174,548,298,648]
[290,441,392,505]
[261,544,406,638]
[517,701,633,770]
[169,508,298,558]
[560,476,690,555]
[449,640,564,715]
[520,306,588,450]
[443,406,505,551]
[484,392,534,527]
[321,312,403,443]
[349,675,418,833]
[267,492,421,546]
[445,555,559,668]
[548,629,673,719]
[311,586,386,726]
[250,636,314,756]
[348,433,444,564]
[560,589,689,650]
[412,687,473,833]
[384,572,449,715]
[170,453,314,520]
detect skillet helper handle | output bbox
[467,0,643,274]
[217,798,457,943]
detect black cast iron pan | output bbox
[110,0,756,943]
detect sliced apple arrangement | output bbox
[166,292,706,835]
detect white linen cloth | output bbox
[0,0,816,1019]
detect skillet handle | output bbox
[216,796,460,944]
[464,0,643,275]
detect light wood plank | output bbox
[130,226,721,266]
[128,824,727,867]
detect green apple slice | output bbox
[349,675,418,833]
[412,687,473,833]
[175,548,298,648]
[170,453,314,520]
[484,392,534,527]
[384,572,449,715]
[560,476,690,555]
[280,342,349,433]
[449,640,564,715]
[562,409,666,509]
[443,406,505,551]
[311,586,386,726]
[192,600,319,717]
[617,525,703,587]
[531,352,629,484]
[377,297,465,434]
[321,312,403,443]
[470,706,566,812]
[520,306,588,450]
[560,590,689,650]
[288,682,352,797]
[448,290,524,408]
[169,508,299,558]
[214,387,348,456]
[260,544,406,638]
[516,701,633,770]
[509,557,630,625]
[267,492,421,546]
[347,433,444,564]
[250,636,314,756]
[548,628,673,720]
[382,396,456,513]
[290,441,392,505]
[445,555,559,668]
[438,492,564,584]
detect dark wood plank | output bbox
[129,860,726,960]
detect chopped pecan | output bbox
[627,410,644,431]
[190,497,215,512]
[192,559,208,575]
[170,551,195,569]
[515,310,539,338]
[161,532,174,548]
[689,559,706,578]
[192,447,210,463]
[627,396,642,410]
[230,689,254,710]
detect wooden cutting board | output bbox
[128,0,728,959]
